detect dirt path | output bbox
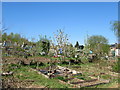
[109,83,119,88]
[27,84,45,88]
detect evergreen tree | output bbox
[36,35,50,55]
[75,41,80,49]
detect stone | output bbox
[72,70,77,74]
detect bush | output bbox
[61,61,69,65]
[54,76,68,82]
[39,62,45,66]
[55,76,64,80]
[112,62,119,73]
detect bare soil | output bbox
[2,56,51,64]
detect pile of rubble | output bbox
[39,65,82,78]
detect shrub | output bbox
[61,61,69,65]
[112,62,119,73]
[39,62,45,66]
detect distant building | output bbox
[115,49,120,56]
[110,43,120,57]
[3,41,12,47]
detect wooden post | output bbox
[69,61,71,68]
[37,62,39,69]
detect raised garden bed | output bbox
[70,78,98,84]
[33,65,110,88]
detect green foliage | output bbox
[36,35,50,55]
[101,44,110,54]
[2,32,51,57]
[112,61,119,73]
[111,21,120,44]
[86,35,109,56]
[2,32,28,44]
[87,35,108,45]
[53,29,69,57]
[55,76,64,80]
[81,56,88,63]
[54,76,69,82]
[74,41,80,49]
[111,21,120,38]
[65,44,76,58]
[100,74,111,80]
[13,66,69,88]
[2,33,7,41]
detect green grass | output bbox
[60,60,119,88]
[9,65,71,88]
[100,74,112,80]
[3,58,119,88]
[112,62,119,73]
[54,76,69,82]
[88,80,118,88]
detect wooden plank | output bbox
[70,79,98,84]
[80,81,109,87]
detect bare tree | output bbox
[53,29,69,60]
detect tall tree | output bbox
[86,35,109,56]
[53,29,69,58]
[67,43,75,57]
[111,21,120,43]
[2,33,7,41]
[36,35,50,55]
[75,41,80,49]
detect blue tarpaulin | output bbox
[89,50,93,54]
[59,48,62,54]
